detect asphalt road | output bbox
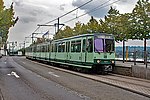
[0,56,149,100]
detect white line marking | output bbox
[7,74,11,76]
[4,62,7,64]
[7,71,20,78]
[48,72,60,78]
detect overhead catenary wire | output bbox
[63,0,121,24]
[44,0,93,25]
[25,0,93,41]
[25,0,120,43]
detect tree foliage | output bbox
[100,7,120,41]
[87,16,99,33]
[131,0,150,40]
[53,0,150,42]
[0,0,18,47]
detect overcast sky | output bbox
[3,0,150,47]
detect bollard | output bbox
[134,48,136,65]
[145,51,148,79]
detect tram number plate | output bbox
[104,53,107,58]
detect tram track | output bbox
[16,57,150,98]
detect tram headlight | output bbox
[97,60,100,63]
[111,60,115,64]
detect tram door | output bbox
[82,37,93,64]
[66,41,70,61]
[82,38,86,63]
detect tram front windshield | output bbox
[94,38,114,53]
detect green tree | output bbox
[0,1,18,47]
[80,23,88,34]
[131,0,150,63]
[54,26,73,39]
[100,7,120,40]
[131,0,150,40]
[116,13,132,41]
[87,16,99,33]
[73,21,82,35]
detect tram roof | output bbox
[53,33,113,42]
[29,33,113,47]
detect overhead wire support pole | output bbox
[57,17,59,34]
[32,32,45,44]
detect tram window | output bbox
[42,46,44,52]
[82,39,86,52]
[39,46,41,52]
[61,42,65,52]
[66,42,70,52]
[58,42,65,52]
[38,46,40,52]
[47,45,50,52]
[31,47,32,52]
[32,47,38,52]
[34,46,36,52]
[53,44,55,52]
[58,43,61,52]
[105,39,114,52]
[44,46,46,52]
[71,41,75,52]
[33,47,34,52]
[36,46,38,52]
[47,45,49,52]
[54,43,58,52]
[76,40,81,52]
[49,45,51,52]
[45,45,47,52]
[87,38,93,53]
[66,42,67,52]
[51,44,54,52]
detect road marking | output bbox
[22,62,25,64]
[7,71,20,78]
[48,72,60,78]
[4,62,7,64]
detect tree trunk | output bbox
[144,38,146,64]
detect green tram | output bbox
[26,33,115,73]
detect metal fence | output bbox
[116,50,150,80]
[116,51,150,62]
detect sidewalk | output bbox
[116,61,150,68]
[90,74,150,98]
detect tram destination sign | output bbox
[94,34,114,39]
